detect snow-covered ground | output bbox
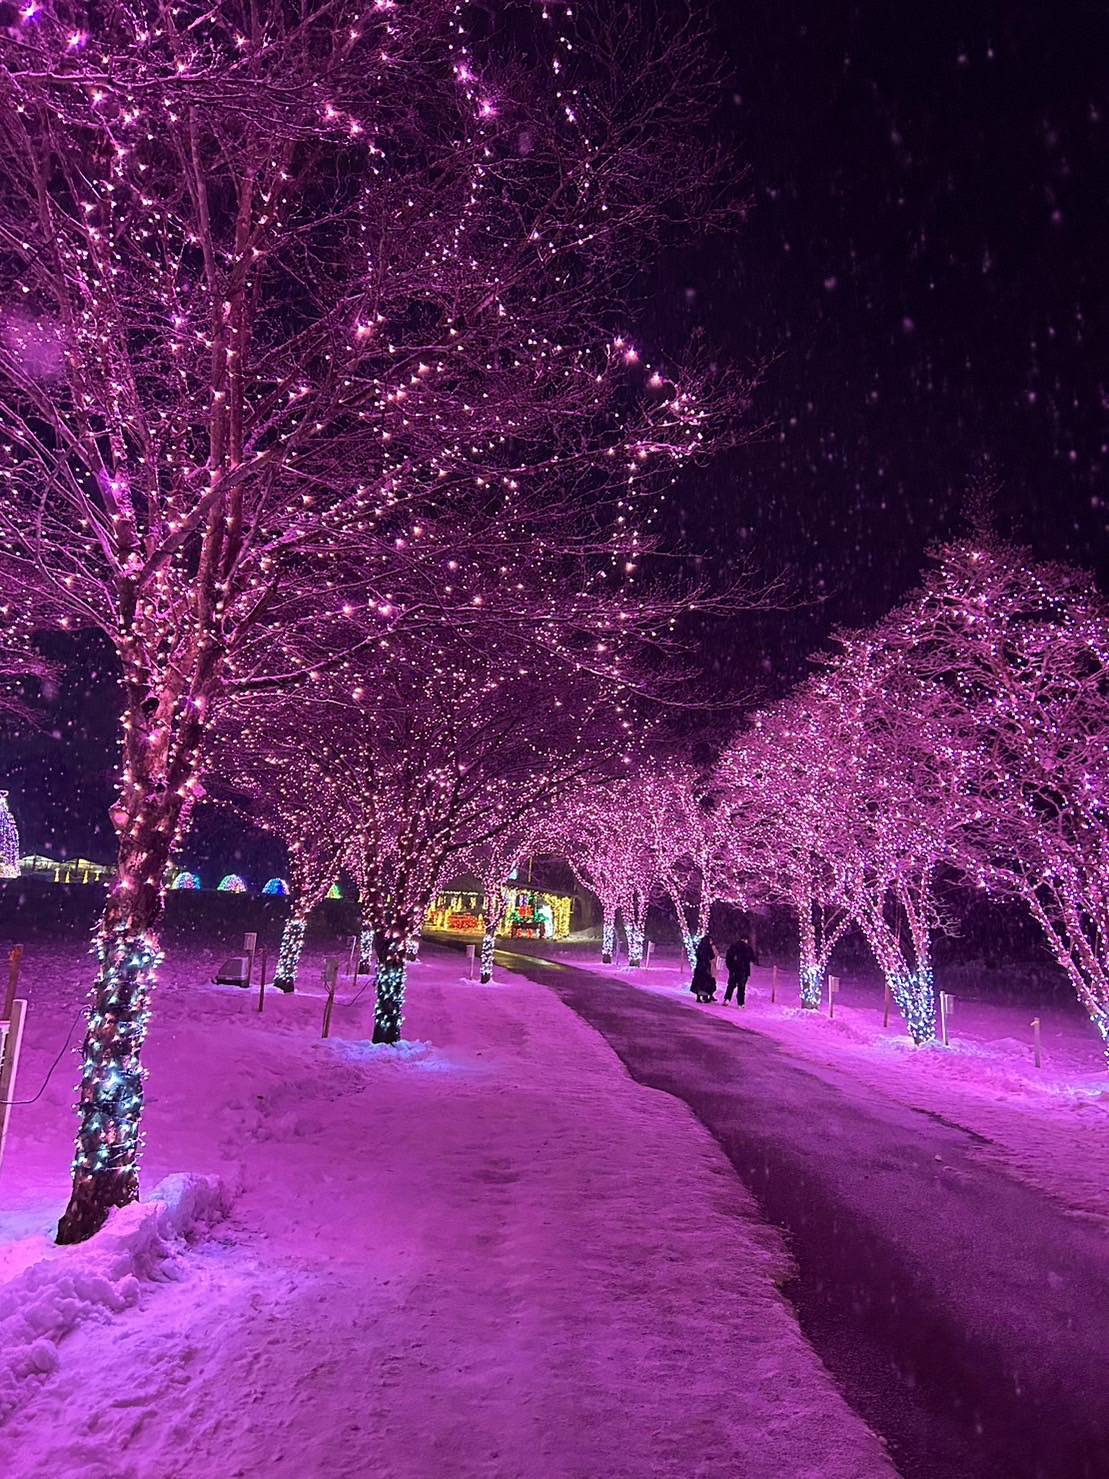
[0,936,894,1478]
[519,942,1109,1225]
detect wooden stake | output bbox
[257,949,267,1014]
[2,946,21,1023]
[883,979,891,1028]
[0,998,27,1177]
[1032,1017,1042,1069]
[828,974,839,1019]
[771,963,778,1004]
[321,959,338,1039]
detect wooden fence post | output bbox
[0,998,27,1177]
[3,946,22,1023]
[321,959,339,1039]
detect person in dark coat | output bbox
[724,934,758,1006]
[690,934,717,1002]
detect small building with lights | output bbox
[425,874,576,941]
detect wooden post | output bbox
[348,934,359,975]
[828,974,839,1019]
[0,999,27,1177]
[321,959,339,1039]
[1032,1017,1042,1069]
[466,942,477,980]
[257,949,268,1014]
[644,941,653,970]
[2,946,21,1023]
[883,979,891,1028]
[771,963,778,1004]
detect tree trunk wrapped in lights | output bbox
[273,916,308,995]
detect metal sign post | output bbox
[939,991,954,1047]
[644,941,653,970]
[466,943,477,980]
[242,933,258,991]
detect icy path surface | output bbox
[504,953,1109,1479]
[0,947,893,1479]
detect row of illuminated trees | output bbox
[0,0,744,1241]
[557,532,1109,1064]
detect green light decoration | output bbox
[273,916,306,993]
[326,883,342,900]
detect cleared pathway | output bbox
[501,950,1109,1479]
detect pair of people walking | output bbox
[689,932,757,1005]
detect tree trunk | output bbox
[601,903,615,964]
[480,925,496,983]
[274,915,307,993]
[798,900,822,1010]
[56,819,170,1244]
[372,933,408,1044]
[358,921,374,972]
[626,924,644,968]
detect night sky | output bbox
[6,0,1108,864]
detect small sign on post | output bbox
[321,958,339,1039]
[257,949,268,1014]
[1032,1017,1042,1069]
[0,997,27,1177]
[242,933,258,991]
[771,963,778,1004]
[939,991,954,1047]
[466,942,477,980]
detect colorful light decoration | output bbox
[171,870,200,890]
[218,874,248,894]
[326,883,342,901]
[262,877,289,896]
[0,792,19,879]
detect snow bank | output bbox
[0,1173,228,1423]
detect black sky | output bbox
[5,0,1108,861]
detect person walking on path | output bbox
[690,934,718,1002]
[724,934,758,1006]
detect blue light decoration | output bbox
[171,869,200,890]
[800,963,823,1011]
[63,926,161,1236]
[888,965,937,1045]
[372,958,407,1043]
[262,877,289,896]
[0,792,19,879]
[218,873,247,893]
[273,916,306,993]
